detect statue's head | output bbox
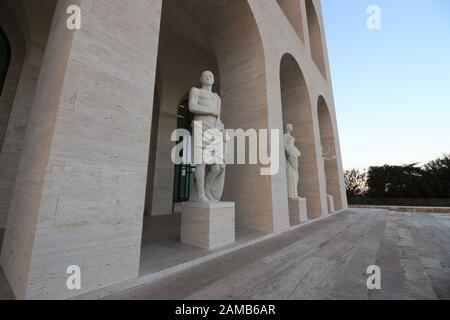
[200,71,215,86]
[285,124,293,134]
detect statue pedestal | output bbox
[327,194,335,214]
[181,202,235,250]
[288,198,308,226]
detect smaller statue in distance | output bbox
[284,124,302,199]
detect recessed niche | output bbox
[305,0,327,78]
[276,0,305,43]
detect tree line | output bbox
[345,154,450,205]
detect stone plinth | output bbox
[181,202,235,250]
[327,194,335,214]
[288,198,308,226]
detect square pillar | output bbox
[288,198,308,226]
[0,0,162,300]
[327,194,335,214]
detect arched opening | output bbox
[280,53,322,219]
[144,0,220,219]
[305,0,327,78]
[318,96,343,211]
[276,0,305,43]
[140,0,269,276]
[0,28,11,97]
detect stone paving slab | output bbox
[1,209,450,300]
[106,210,450,300]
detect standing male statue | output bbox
[189,71,227,203]
[285,124,302,199]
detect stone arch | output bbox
[280,53,322,219]
[276,0,305,43]
[305,0,327,78]
[318,96,343,211]
[145,0,271,231]
[143,0,221,218]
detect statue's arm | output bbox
[216,94,222,121]
[189,88,214,115]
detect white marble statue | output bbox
[285,124,302,199]
[189,71,227,203]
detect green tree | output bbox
[366,164,423,198]
[422,154,450,198]
[344,169,367,198]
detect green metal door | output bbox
[173,100,196,203]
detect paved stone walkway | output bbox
[107,210,450,300]
[1,209,450,300]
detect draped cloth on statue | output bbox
[190,166,226,202]
[190,119,228,202]
[192,120,226,165]
[285,133,301,199]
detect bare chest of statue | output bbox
[197,89,220,115]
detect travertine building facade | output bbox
[0,0,347,299]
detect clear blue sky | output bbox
[321,0,450,170]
